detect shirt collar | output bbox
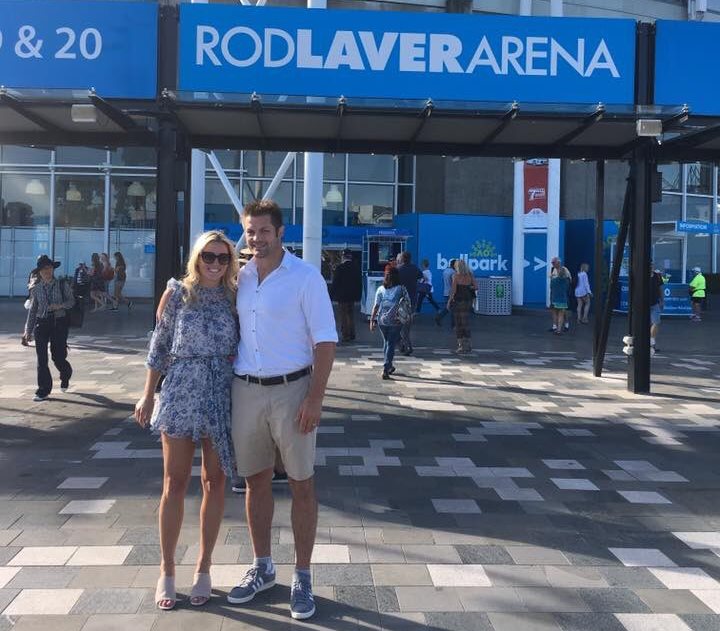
[244,247,294,278]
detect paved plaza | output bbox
[1,300,720,630]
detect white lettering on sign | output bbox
[437,252,509,273]
[194,25,621,79]
[1,25,104,61]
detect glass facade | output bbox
[0,149,156,297]
[654,161,718,283]
[0,147,416,296]
[205,151,415,229]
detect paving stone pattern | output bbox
[1,304,720,630]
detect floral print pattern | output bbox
[147,279,238,476]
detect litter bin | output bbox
[474,276,511,315]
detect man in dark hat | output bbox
[330,248,361,343]
[22,255,75,401]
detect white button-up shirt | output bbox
[234,250,338,377]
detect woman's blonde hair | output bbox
[181,230,238,305]
[455,258,470,276]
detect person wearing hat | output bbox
[329,248,361,343]
[689,266,706,323]
[22,255,75,402]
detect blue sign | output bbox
[675,221,720,234]
[0,1,157,98]
[617,281,691,316]
[523,232,547,305]
[655,21,720,115]
[179,5,636,104]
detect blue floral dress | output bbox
[147,279,238,476]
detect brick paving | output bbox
[1,299,720,630]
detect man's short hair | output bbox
[242,199,283,230]
[400,251,411,264]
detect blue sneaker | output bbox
[227,564,276,604]
[290,574,316,620]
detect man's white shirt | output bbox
[234,250,338,377]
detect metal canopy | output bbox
[166,93,691,160]
[0,89,156,148]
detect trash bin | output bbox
[474,276,511,315]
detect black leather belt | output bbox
[235,366,312,386]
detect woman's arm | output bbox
[448,275,458,305]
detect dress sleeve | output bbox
[146,279,182,374]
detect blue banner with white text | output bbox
[0,1,157,98]
[179,5,636,104]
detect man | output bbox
[435,258,457,327]
[228,200,336,621]
[330,248,361,343]
[396,251,422,355]
[649,262,665,353]
[549,257,572,333]
[689,266,706,323]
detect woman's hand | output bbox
[134,395,154,428]
[21,334,29,347]
[369,319,377,331]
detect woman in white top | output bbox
[574,263,592,324]
[416,259,440,312]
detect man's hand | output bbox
[296,396,323,434]
[21,334,29,347]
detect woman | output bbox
[89,253,107,312]
[134,231,239,610]
[100,253,118,310]
[574,262,592,324]
[370,266,411,380]
[447,259,477,354]
[21,255,75,401]
[550,265,571,335]
[110,252,132,311]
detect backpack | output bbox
[379,286,412,326]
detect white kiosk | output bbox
[360,229,412,316]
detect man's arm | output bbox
[296,342,336,434]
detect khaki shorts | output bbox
[231,374,315,481]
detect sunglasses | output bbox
[200,251,231,265]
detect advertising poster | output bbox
[523,160,549,230]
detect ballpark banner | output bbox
[523,160,549,230]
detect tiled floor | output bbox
[1,304,720,630]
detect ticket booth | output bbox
[360,230,411,316]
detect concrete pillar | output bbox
[189,150,206,245]
[512,161,525,305]
[302,0,326,270]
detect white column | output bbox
[513,0,531,305]
[546,158,561,303]
[512,160,525,305]
[190,149,206,245]
[302,0,327,270]
[103,155,111,254]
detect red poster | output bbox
[523,160,548,230]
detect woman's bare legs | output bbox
[158,434,195,608]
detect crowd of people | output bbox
[74,251,132,313]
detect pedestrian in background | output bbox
[435,258,457,328]
[89,253,107,312]
[416,258,440,313]
[550,258,571,335]
[330,248,361,343]
[574,262,592,324]
[650,262,664,353]
[111,251,132,311]
[549,257,572,333]
[21,255,75,401]
[134,230,239,611]
[396,251,422,355]
[370,265,411,379]
[689,266,706,323]
[100,253,118,310]
[447,258,477,353]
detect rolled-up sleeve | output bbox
[24,291,38,337]
[301,269,338,346]
[146,280,181,374]
[374,286,384,310]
